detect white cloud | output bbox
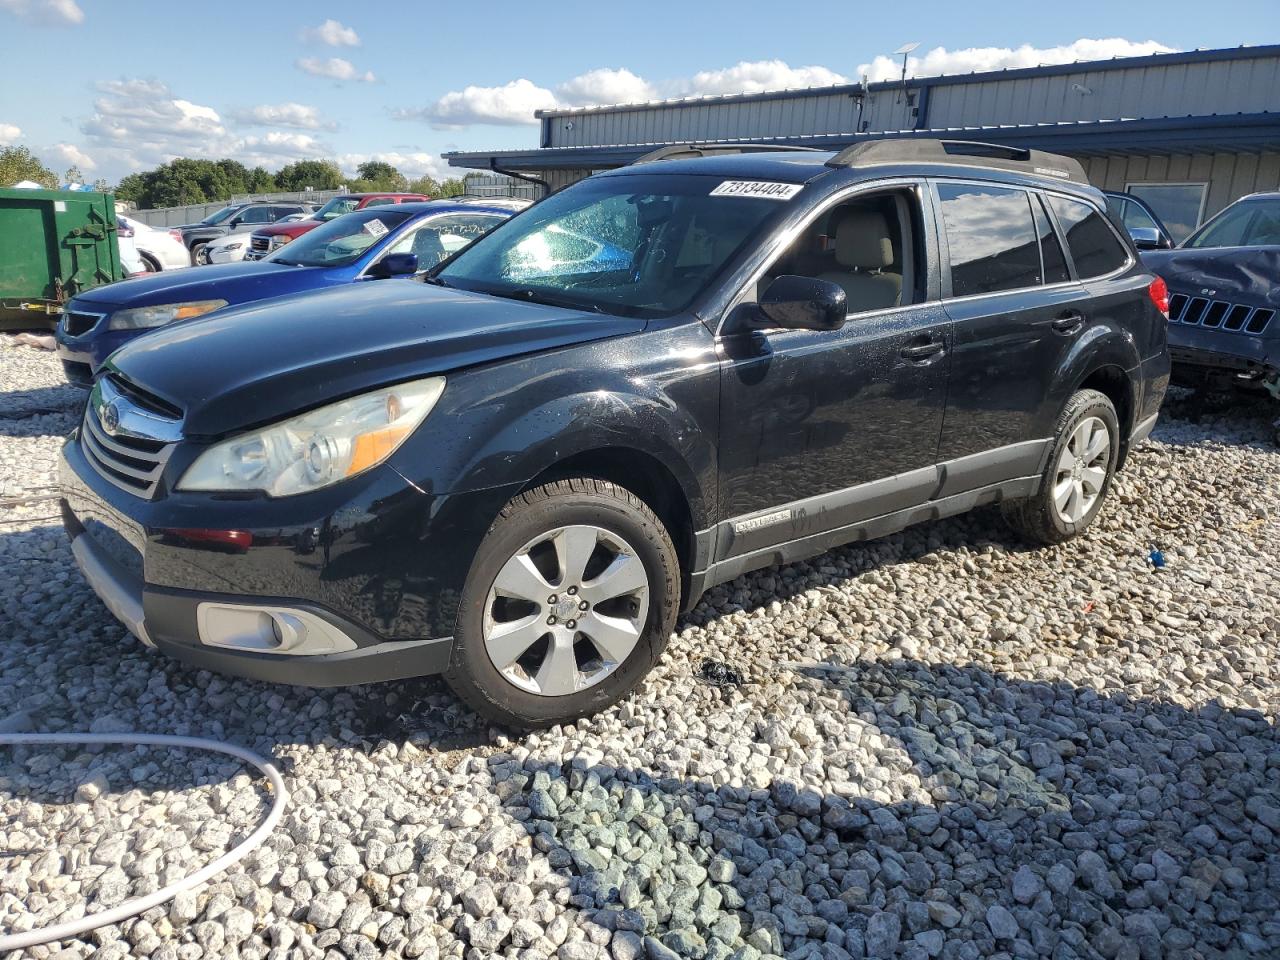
[301,18,360,47]
[78,78,334,181]
[0,0,83,26]
[406,78,559,129]
[556,68,657,107]
[230,102,335,131]
[296,57,376,83]
[337,151,451,181]
[402,60,851,130]
[0,122,22,144]
[48,141,96,171]
[681,60,849,97]
[856,38,1177,83]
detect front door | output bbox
[716,184,951,558]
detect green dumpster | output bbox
[0,187,124,330]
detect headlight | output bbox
[108,299,228,331]
[225,242,243,251]
[270,235,292,248]
[178,377,445,496]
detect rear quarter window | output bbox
[1047,195,1130,279]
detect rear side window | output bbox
[1047,195,1129,279]
[937,183,1042,296]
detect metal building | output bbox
[446,44,1280,241]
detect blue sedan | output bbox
[56,200,514,385]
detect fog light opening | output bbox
[196,603,358,656]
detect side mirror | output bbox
[1128,226,1165,251]
[757,275,847,331]
[371,252,419,278]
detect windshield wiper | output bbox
[493,287,606,314]
[423,274,451,287]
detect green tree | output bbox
[113,172,147,204]
[0,145,58,188]
[354,160,407,191]
[437,177,466,198]
[407,175,441,196]
[247,166,277,194]
[276,159,343,191]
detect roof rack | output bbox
[826,139,1089,184]
[632,143,824,165]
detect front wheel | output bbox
[446,478,679,728]
[191,243,209,266]
[1003,388,1120,545]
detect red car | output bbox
[246,193,429,259]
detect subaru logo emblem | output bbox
[1199,288,1217,297]
[101,402,121,435]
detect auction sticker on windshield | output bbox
[363,219,389,238]
[710,181,804,200]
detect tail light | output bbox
[117,222,134,238]
[1148,275,1170,319]
[169,229,183,244]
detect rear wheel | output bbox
[139,252,160,273]
[446,478,679,728]
[1003,388,1120,545]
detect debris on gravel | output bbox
[2,344,1278,959]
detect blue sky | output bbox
[0,0,1276,186]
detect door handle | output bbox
[900,338,945,361]
[1052,311,1086,334]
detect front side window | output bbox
[938,183,1042,297]
[1124,183,1205,243]
[435,174,786,318]
[201,205,241,225]
[1046,195,1129,279]
[271,209,414,267]
[760,189,921,314]
[385,214,505,268]
[1185,199,1280,249]
[235,206,273,225]
[364,197,395,207]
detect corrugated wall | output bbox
[1081,151,1280,220]
[544,53,1280,149]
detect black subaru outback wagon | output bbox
[60,139,1170,727]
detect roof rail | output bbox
[826,139,1089,184]
[632,143,823,165]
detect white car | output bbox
[202,232,256,264]
[117,214,191,271]
[116,220,148,276]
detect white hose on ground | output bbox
[0,732,288,952]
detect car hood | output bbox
[71,262,328,309]
[1143,246,1280,308]
[255,220,320,238]
[106,280,646,437]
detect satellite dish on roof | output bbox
[894,42,921,55]
[893,42,921,103]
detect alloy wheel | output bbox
[1052,416,1111,524]
[482,524,649,696]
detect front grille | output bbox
[62,310,105,337]
[1168,292,1275,336]
[105,374,183,420]
[80,411,176,498]
[250,236,270,253]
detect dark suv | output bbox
[59,140,1170,727]
[178,202,314,264]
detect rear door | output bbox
[933,180,1092,486]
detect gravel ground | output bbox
[2,336,1278,960]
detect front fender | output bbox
[387,321,721,530]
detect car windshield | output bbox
[200,205,241,225]
[1185,198,1280,249]
[314,197,361,222]
[434,174,788,318]
[270,209,415,267]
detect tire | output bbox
[191,242,208,266]
[1003,388,1120,545]
[139,253,160,273]
[445,478,679,728]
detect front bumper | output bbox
[1167,323,1279,383]
[60,432,518,687]
[56,317,139,381]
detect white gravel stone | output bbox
[2,346,1278,959]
